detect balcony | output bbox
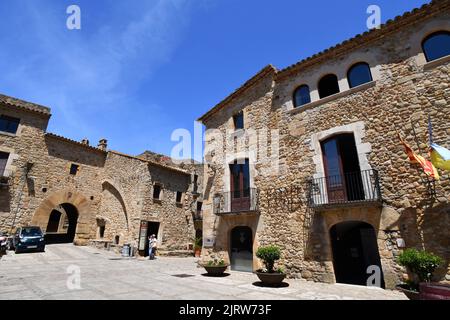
[0,169,12,189]
[213,188,259,215]
[307,169,382,210]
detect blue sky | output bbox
[0,0,430,161]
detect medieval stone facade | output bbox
[198,0,449,289]
[0,94,203,256]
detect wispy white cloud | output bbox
[0,0,195,147]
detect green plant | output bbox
[193,237,202,250]
[398,248,443,283]
[256,245,281,273]
[206,258,226,267]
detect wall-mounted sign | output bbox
[396,238,406,248]
[138,221,148,251]
[203,237,215,248]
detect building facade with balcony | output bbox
[198,0,450,288]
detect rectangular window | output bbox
[176,191,183,203]
[196,201,203,212]
[233,112,244,130]
[0,152,9,176]
[153,185,161,200]
[0,115,20,134]
[70,164,79,175]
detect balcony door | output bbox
[321,134,364,203]
[0,152,9,176]
[230,159,250,212]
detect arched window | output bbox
[347,62,373,88]
[318,74,340,99]
[293,85,311,107]
[422,31,450,62]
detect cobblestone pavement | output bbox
[0,244,407,300]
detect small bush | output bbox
[256,245,281,273]
[398,248,443,283]
[206,258,226,267]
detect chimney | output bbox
[81,138,90,146]
[98,139,107,151]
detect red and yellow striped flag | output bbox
[398,133,439,180]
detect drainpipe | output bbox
[9,162,34,233]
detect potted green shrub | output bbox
[202,258,229,276]
[255,245,286,285]
[193,237,202,257]
[397,248,444,300]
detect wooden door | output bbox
[230,159,250,212]
[321,138,347,203]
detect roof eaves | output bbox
[197,64,277,123]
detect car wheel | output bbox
[14,248,20,254]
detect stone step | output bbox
[157,249,194,258]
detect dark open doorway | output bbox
[45,203,79,244]
[143,221,160,257]
[230,226,253,272]
[330,221,385,287]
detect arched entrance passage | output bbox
[330,221,385,287]
[230,226,253,272]
[45,204,79,244]
[31,190,91,245]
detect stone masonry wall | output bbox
[201,7,450,288]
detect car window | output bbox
[21,227,43,237]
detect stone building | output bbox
[0,94,203,256]
[198,0,450,288]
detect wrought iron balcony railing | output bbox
[307,169,382,209]
[213,188,259,215]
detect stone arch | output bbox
[31,189,92,245]
[215,215,260,271]
[101,180,129,230]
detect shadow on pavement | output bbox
[252,281,290,288]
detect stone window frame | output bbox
[69,163,79,175]
[221,151,257,213]
[0,114,21,137]
[175,191,183,206]
[406,20,450,69]
[309,121,373,204]
[152,182,163,202]
[0,146,18,177]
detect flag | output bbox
[430,143,450,171]
[398,133,439,180]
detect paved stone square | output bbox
[0,244,407,300]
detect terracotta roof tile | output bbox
[0,94,51,116]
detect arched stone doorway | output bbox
[230,226,253,272]
[44,204,79,244]
[31,190,92,245]
[330,221,385,287]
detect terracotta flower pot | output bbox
[203,265,228,276]
[255,272,286,285]
[419,282,450,300]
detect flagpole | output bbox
[428,114,433,146]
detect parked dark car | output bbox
[11,226,45,253]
